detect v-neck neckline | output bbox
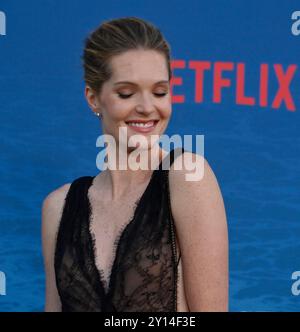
[85,149,174,300]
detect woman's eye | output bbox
[118,92,168,99]
[118,93,132,99]
[154,92,167,97]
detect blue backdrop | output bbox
[0,0,300,311]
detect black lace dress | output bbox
[54,147,184,312]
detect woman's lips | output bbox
[125,120,159,133]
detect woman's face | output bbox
[85,49,172,152]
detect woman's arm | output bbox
[169,152,228,312]
[41,183,71,312]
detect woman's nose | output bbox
[135,94,155,114]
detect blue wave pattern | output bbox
[0,0,300,312]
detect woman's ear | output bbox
[85,85,100,114]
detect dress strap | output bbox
[162,147,185,269]
[170,147,185,166]
[55,176,93,269]
[159,147,185,170]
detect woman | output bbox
[41,16,228,312]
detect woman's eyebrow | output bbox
[113,80,169,86]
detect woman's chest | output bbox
[89,197,140,289]
[87,185,190,311]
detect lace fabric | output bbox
[54,147,183,312]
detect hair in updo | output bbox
[81,16,172,94]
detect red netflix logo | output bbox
[170,60,298,112]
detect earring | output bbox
[95,112,103,119]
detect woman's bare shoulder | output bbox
[42,183,72,215]
[41,183,72,233]
[169,150,208,186]
[168,150,225,225]
[168,151,228,311]
[42,183,72,312]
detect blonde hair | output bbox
[81,16,172,94]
